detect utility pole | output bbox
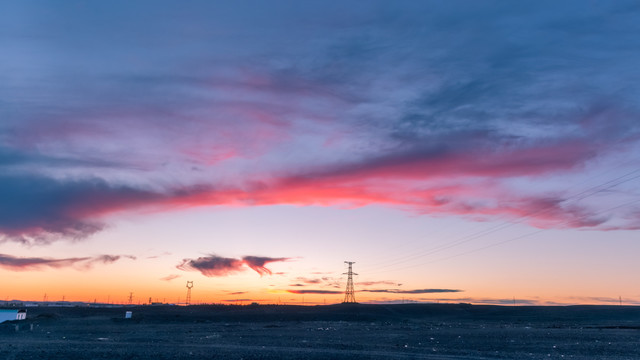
[343,261,357,304]
[128,292,133,305]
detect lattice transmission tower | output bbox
[343,261,358,303]
[185,281,194,305]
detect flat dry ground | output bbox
[2,304,640,359]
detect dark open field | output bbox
[2,303,640,359]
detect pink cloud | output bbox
[1,127,635,246]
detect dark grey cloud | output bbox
[177,255,244,277]
[242,256,291,276]
[0,175,161,245]
[177,254,291,277]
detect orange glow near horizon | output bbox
[3,204,640,307]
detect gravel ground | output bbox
[1,304,640,359]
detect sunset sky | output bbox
[2,1,640,306]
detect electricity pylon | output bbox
[185,281,193,305]
[343,261,357,303]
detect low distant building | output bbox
[0,309,26,323]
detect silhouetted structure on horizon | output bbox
[343,261,357,303]
[185,281,193,305]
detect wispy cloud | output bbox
[147,252,172,260]
[362,288,462,294]
[242,256,291,276]
[287,289,343,295]
[82,254,136,269]
[421,296,640,306]
[160,274,181,282]
[561,296,640,305]
[221,299,262,303]
[293,277,324,285]
[357,281,398,287]
[427,297,538,305]
[0,253,133,271]
[177,254,292,277]
[288,276,342,289]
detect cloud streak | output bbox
[357,281,399,287]
[177,254,291,277]
[160,274,181,282]
[287,289,343,295]
[362,289,463,294]
[0,253,134,271]
[242,256,290,276]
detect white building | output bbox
[0,309,26,323]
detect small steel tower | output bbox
[343,261,357,303]
[185,281,194,305]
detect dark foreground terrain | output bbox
[2,303,640,359]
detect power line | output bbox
[379,169,640,268]
[366,196,640,276]
[361,157,640,275]
[360,168,640,273]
